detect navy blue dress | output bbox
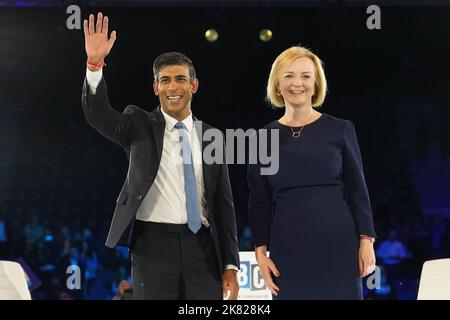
[248,113,376,300]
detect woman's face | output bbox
[278,57,316,108]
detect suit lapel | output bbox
[149,106,165,164]
[194,118,213,202]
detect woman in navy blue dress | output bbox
[248,46,377,300]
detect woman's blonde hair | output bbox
[266,46,327,108]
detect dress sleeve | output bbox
[342,120,377,238]
[247,149,273,247]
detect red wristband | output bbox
[87,60,106,71]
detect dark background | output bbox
[0,2,450,299]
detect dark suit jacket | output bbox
[81,77,239,273]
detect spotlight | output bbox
[205,29,219,42]
[259,29,273,42]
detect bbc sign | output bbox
[237,252,272,300]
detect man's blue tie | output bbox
[174,122,202,234]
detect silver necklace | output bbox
[290,126,305,138]
[287,110,314,139]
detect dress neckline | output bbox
[276,113,326,128]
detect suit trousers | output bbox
[130,220,222,300]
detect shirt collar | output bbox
[160,107,194,132]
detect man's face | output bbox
[153,64,199,120]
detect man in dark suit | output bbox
[81,12,239,300]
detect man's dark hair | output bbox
[153,52,196,82]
